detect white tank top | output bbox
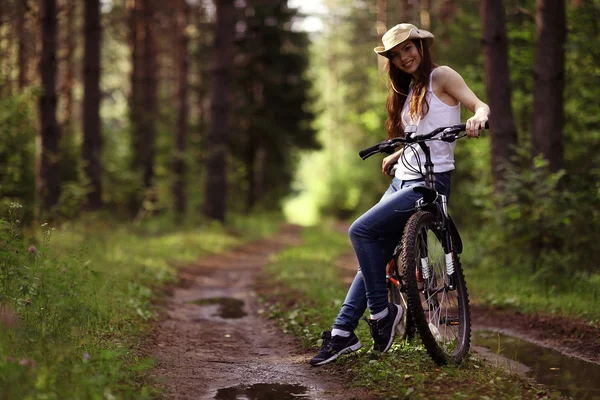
[394,68,461,180]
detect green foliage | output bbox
[0,89,37,222]
[228,2,319,212]
[0,210,280,397]
[463,148,600,319]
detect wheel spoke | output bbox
[402,211,471,364]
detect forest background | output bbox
[0,0,599,397]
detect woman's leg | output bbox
[348,172,452,316]
[310,174,452,364]
[333,179,403,332]
[348,185,424,315]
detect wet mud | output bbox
[187,297,247,319]
[147,225,370,400]
[214,383,311,399]
[473,330,600,400]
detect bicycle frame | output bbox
[413,140,457,290]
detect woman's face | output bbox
[388,40,422,75]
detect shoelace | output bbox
[363,316,381,337]
[320,332,333,351]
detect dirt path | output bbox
[147,225,370,400]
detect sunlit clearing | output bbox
[283,194,319,226]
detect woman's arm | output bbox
[436,66,490,138]
[382,148,403,175]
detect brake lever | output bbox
[440,128,465,142]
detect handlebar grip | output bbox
[358,143,381,159]
[455,122,490,131]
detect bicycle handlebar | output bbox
[358,122,489,160]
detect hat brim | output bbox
[374,33,434,58]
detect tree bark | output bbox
[398,0,417,23]
[39,0,61,210]
[173,0,189,217]
[203,0,234,222]
[128,0,141,170]
[0,0,14,94]
[480,0,518,192]
[532,0,565,172]
[83,0,103,209]
[128,0,157,194]
[17,0,29,89]
[420,0,431,29]
[62,0,76,131]
[376,0,386,70]
[438,0,457,23]
[141,0,157,190]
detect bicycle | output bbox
[358,122,488,365]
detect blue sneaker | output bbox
[309,331,362,366]
[366,303,404,352]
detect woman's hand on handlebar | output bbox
[465,112,488,138]
[382,149,403,175]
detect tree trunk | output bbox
[128,0,157,195]
[173,0,188,217]
[39,0,61,210]
[141,0,157,190]
[480,0,518,192]
[203,0,234,222]
[0,0,13,95]
[62,0,76,131]
[376,0,386,70]
[128,0,141,170]
[532,0,565,172]
[17,0,28,89]
[438,0,457,23]
[398,0,417,23]
[420,0,431,29]
[83,0,103,209]
[245,127,256,212]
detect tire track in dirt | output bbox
[147,225,371,400]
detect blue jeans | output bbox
[333,172,452,332]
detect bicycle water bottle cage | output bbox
[412,186,437,204]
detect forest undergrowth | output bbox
[0,207,279,398]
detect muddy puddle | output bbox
[188,297,247,319]
[214,383,312,399]
[474,330,600,399]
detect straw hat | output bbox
[374,23,435,57]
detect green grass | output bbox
[460,230,600,327]
[261,222,560,399]
[0,211,280,399]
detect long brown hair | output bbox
[384,39,437,139]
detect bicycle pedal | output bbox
[441,316,459,326]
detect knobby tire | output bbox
[400,211,471,365]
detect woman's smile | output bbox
[389,41,422,74]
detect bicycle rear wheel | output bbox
[387,252,415,340]
[400,211,471,365]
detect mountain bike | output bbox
[358,122,488,365]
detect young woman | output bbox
[310,23,490,366]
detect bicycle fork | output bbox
[416,194,457,291]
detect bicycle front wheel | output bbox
[400,211,471,365]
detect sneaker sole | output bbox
[312,342,362,366]
[382,305,403,353]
